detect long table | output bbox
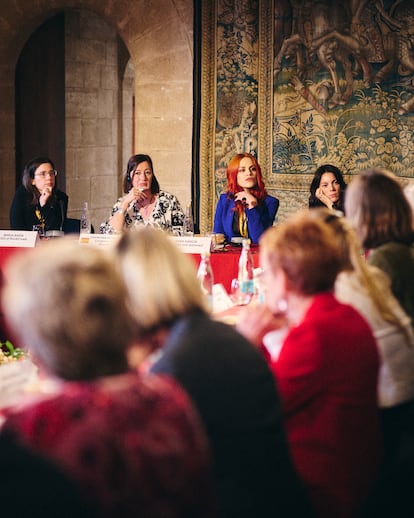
[0,243,260,295]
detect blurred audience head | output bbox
[403,183,414,229]
[1,238,134,380]
[259,210,341,311]
[116,226,208,337]
[345,168,413,249]
[308,207,358,272]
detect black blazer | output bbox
[10,185,68,231]
[151,310,313,518]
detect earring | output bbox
[277,298,288,314]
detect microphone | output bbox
[59,199,64,231]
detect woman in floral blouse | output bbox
[100,154,185,233]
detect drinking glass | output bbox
[230,278,254,306]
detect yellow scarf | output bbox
[238,210,248,238]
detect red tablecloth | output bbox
[0,247,27,271]
[0,245,260,296]
[190,246,260,293]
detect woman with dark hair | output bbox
[9,156,68,233]
[308,164,346,212]
[213,152,279,244]
[100,153,185,233]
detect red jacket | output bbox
[271,292,383,518]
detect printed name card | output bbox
[78,233,121,248]
[169,236,211,254]
[0,230,37,248]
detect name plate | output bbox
[0,230,37,248]
[79,233,121,248]
[169,236,211,254]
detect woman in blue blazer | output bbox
[213,153,279,244]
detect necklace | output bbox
[139,195,156,219]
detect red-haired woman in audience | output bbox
[213,153,279,244]
[237,211,383,518]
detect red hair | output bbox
[226,153,267,215]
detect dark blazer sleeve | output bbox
[213,193,227,235]
[39,191,68,231]
[246,194,279,244]
[213,194,238,242]
[9,186,31,230]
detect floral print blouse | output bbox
[100,190,185,234]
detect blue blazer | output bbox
[213,193,279,244]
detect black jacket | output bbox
[10,185,68,231]
[151,310,313,518]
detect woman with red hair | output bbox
[213,153,279,244]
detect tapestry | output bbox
[200,0,414,228]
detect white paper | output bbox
[0,230,37,248]
[79,233,121,248]
[169,236,211,254]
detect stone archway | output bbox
[0,0,194,229]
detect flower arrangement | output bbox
[0,340,26,365]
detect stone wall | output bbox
[65,9,123,229]
[0,0,194,230]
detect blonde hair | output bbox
[311,207,411,341]
[115,227,208,335]
[260,209,341,295]
[2,238,134,380]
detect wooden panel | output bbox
[15,12,65,190]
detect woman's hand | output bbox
[121,188,148,211]
[108,188,151,231]
[234,191,258,209]
[315,187,333,209]
[39,187,52,207]
[236,304,287,347]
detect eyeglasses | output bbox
[35,170,57,178]
[131,169,152,178]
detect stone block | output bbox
[135,116,192,153]
[79,10,116,42]
[65,118,82,147]
[98,89,116,118]
[66,176,90,212]
[135,82,191,119]
[91,173,118,209]
[71,38,107,65]
[66,91,99,118]
[101,65,117,89]
[65,61,84,88]
[82,63,102,89]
